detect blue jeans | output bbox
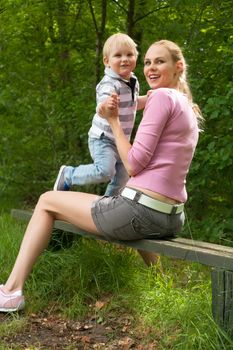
[65,135,129,196]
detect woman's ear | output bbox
[176,60,184,73]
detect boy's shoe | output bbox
[0,285,25,312]
[53,165,70,191]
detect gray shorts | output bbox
[91,194,185,241]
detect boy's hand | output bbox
[98,93,119,119]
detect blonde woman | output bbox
[0,40,202,312]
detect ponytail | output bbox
[178,73,204,129]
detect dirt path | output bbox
[0,311,158,349]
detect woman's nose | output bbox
[150,63,158,70]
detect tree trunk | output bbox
[88,0,107,84]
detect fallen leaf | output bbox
[95,300,106,310]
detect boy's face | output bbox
[104,45,137,80]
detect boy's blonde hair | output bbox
[103,33,138,59]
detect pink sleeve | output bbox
[127,89,172,174]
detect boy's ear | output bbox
[103,56,109,66]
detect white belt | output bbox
[121,187,184,215]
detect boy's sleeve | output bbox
[96,80,118,105]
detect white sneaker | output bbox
[0,285,25,312]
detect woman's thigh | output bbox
[39,191,101,234]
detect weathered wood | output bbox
[11,209,233,269]
[211,269,233,333]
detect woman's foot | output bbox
[0,285,25,312]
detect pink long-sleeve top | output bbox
[127,88,199,203]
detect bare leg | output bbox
[4,191,101,293]
[138,250,160,267]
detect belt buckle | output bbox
[170,205,178,215]
[132,190,141,202]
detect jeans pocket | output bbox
[113,217,144,241]
[133,204,169,236]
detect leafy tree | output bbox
[0,0,232,242]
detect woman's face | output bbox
[143,44,182,90]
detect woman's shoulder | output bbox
[147,88,189,117]
[151,87,180,97]
[150,88,187,106]
[148,88,175,105]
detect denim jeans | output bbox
[65,135,129,196]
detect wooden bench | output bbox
[11,209,233,334]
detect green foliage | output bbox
[0,0,232,241]
[134,264,220,349]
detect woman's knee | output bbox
[37,191,54,209]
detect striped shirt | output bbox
[88,67,139,141]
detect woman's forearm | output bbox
[108,118,133,176]
[137,95,147,110]
[98,93,134,175]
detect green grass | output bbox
[1,213,233,349]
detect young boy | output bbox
[54,33,147,196]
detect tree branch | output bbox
[111,0,127,14]
[87,0,99,33]
[0,7,6,14]
[133,5,170,24]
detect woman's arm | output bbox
[137,95,147,110]
[98,94,133,175]
[137,90,153,110]
[100,90,171,176]
[108,117,133,175]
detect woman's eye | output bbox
[144,61,150,66]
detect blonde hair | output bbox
[103,33,138,59]
[151,40,203,126]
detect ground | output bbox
[0,309,158,350]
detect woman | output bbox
[0,40,202,312]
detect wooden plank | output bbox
[11,209,233,270]
[211,269,225,327]
[173,237,233,254]
[121,239,233,270]
[225,271,233,333]
[11,209,33,221]
[211,269,233,333]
